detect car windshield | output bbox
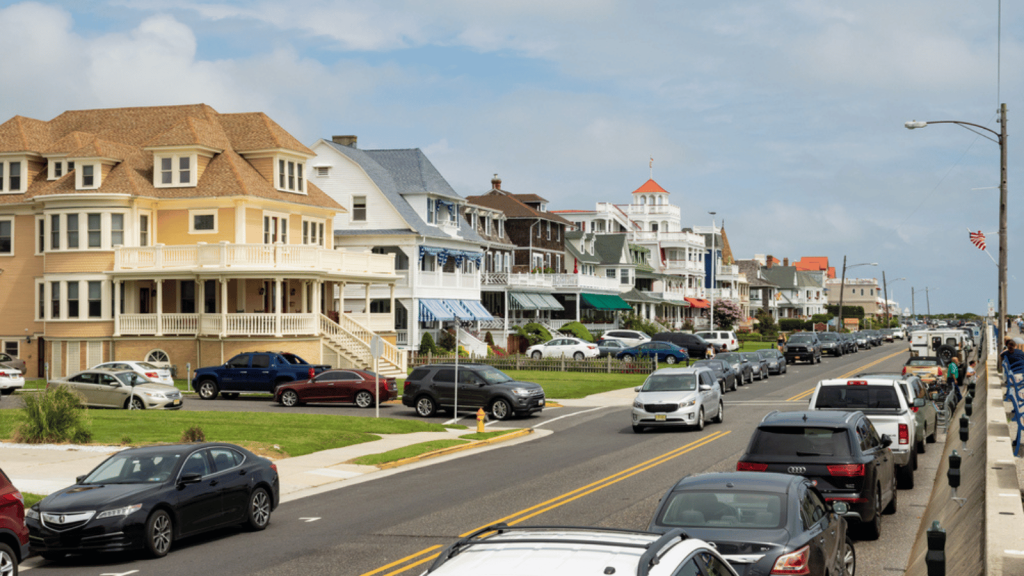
[814,385,902,410]
[756,350,775,359]
[694,360,721,371]
[788,335,813,343]
[819,334,838,341]
[740,353,760,362]
[82,453,181,484]
[477,366,514,385]
[641,373,697,392]
[750,426,851,457]
[717,353,740,364]
[659,490,786,530]
[115,372,139,386]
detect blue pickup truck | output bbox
[192,352,331,400]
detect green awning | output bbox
[537,293,564,311]
[580,293,632,311]
[509,292,540,310]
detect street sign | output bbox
[370,335,385,358]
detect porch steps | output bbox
[319,314,407,378]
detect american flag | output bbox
[969,230,986,251]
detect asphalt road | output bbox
[22,342,943,576]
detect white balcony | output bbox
[115,243,396,277]
[117,312,318,337]
[629,230,705,247]
[663,260,704,274]
[416,270,480,289]
[711,288,739,300]
[480,272,622,292]
[621,204,681,219]
[684,287,706,299]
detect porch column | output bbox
[503,290,510,344]
[221,278,228,337]
[389,284,396,328]
[365,283,371,327]
[113,280,122,337]
[274,278,283,337]
[197,279,204,336]
[340,282,346,316]
[314,281,322,316]
[155,279,163,337]
[301,281,308,313]
[575,291,581,322]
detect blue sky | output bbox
[1,0,1021,315]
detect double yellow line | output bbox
[359,429,731,576]
[785,349,909,402]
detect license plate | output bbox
[173,399,181,406]
[655,414,667,421]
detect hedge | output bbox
[559,321,594,342]
[737,332,762,342]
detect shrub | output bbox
[14,385,91,444]
[559,321,594,342]
[712,299,743,330]
[737,332,761,342]
[438,329,457,351]
[780,318,807,332]
[120,434,132,445]
[181,425,206,443]
[484,331,496,347]
[419,332,437,354]
[755,308,778,339]
[515,322,552,345]
[622,313,660,337]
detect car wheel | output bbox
[916,438,926,455]
[665,355,677,365]
[0,542,17,575]
[246,487,272,530]
[713,400,724,423]
[897,461,915,489]
[731,377,737,392]
[842,536,857,576]
[573,351,584,361]
[816,354,822,364]
[632,425,645,433]
[860,486,882,540]
[531,351,542,360]
[197,379,219,400]
[783,363,788,374]
[415,395,437,417]
[622,354,634,362]
[145,509,173,558]
[491,398,512,420]
[127,396,145,410]
[694,407,705,431]
[280,390,300,407]
[884,480,898,514]
[354,390,374,409]
[927,426,937,443]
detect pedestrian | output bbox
[948,356,961,403]
[1002,339,1024,365]
[706,343,716,359]
[966,360,977,386]
[777,333,786,353]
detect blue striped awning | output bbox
[444,299,474,319]
[462,300,494,321]
[419,299,455,322]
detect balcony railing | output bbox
[115,243,396,276]
[629,231,705,245]
[621,204,681,218]
[663,260,704,274]
[480,272,622,292]
[118,312,320,337]
[417,270,480,289]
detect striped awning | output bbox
[462,300,495,321]
[536,293,564,311]
[419,299,455,322]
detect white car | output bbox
[0,368,25,395]
[631,367,723,432]
[695,330,739,352]
[91,361,174,386]
[526,337,599,360]
[420,525,739,576]
[600,329,651,348]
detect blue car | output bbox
[616,341,690,365]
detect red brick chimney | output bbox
[783,257,789,267]
[491,174,501,190]
[767,255,774,269]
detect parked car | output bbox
[526,337,599,360]
[807,376,919,489]
[737,410,897,540]
[596,338,629,358]
[0,353,26,376]
[192,352,331,400]
[757,348,788,375]
[48,369,183,410]
[654,332,714,360]
[784,333,822,364]
[716,352,754,385]
[840,333,859,354]
[853,332,871,349]
[817,332,844,357]
[881,329,896,343]
[92,361,174,386]
[26,443,278,559]
[616,341,689,365]
[740,351,769,380]
[648,472,855,576]
[692,359,738,392]
[402,364,544,420]
[0,467,29,576]
[631,367,723,432]
[902,356,945,386]
[856,372,938,455]
[695,331,740,352]
[599,329,651,348]
[420,524,739,576]
[274,369,397,408]
[0,368,25,396]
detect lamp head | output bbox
[905,120,928,129]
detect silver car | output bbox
[49,369,183,410]
[631,367,723,433]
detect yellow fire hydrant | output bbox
[477,407,486,433]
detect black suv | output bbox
[654,332,713,359]
[817,332,844,357]
[403,364,545,420]
[737,410,897,540]
[784,332,822,364]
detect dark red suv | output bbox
[0,467,29,575]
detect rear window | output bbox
[906,359,939,367]
[750,426,851,457]
[408,368,429,381]
[814,385,902,410]
[659,490,786,529]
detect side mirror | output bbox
[633,386,642,393]
[881,434,893,448]
[699,384,711,391]
[179,473,203,486]
[76,475,86,484]
[831,501,849,515]
[914,398,926,407]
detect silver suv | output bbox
[631,367,724,433]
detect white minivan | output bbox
[695,331,739,352]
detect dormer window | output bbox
[82,165,95,187]
[155,153,196,187]
[47,159,76,181]
[275,158,305,193]
[0,160,23,193]
[76,163,101,190]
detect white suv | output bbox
[420,524,739,576]
[601,330,651,348]
[695,331,739,352]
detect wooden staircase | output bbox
[319,314,407,378]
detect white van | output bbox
[695,331,740,352]
[908,329,968,364]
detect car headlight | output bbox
[510,388,532,396]
[25,508,39,520]
[96,504,143,519]
[143,392,166,399]
[633,400,644,409]
[678,399,697,408]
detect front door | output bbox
[220,354,251,391]
[97,372,130,408]
[208,447,249,523]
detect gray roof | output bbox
[698,232,723,250]
[334,228,416,236]
[736,259,779,288]
[563,232,601,264]
[761,266,798,289]
[325,142,483,243]
[593,234,630,265]
[622,288,660,303]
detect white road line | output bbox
[532,406,608,429]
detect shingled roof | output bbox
[465,189,572,225]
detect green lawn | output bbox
[0,410,451,458]
[351,439,468,465]
[500,370,648,399]
[23,492,45,508]
[739,341,776,352]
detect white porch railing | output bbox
[458,327,488,357]
[483,272,622,292]
[117,313,319,336]
[320,313,406,373]
[118,314,157,335]
[664,260,704,274]
[417,270,480,289]
[163,313,198,334]
[629,231,705,246]
[115,243,396,276]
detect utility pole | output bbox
[837,256,847,333]
[926,287,931,318]
[912,287,916,320]
[883,271,889,328]
[999,103,1008,341]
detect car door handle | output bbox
[210,480,219,486]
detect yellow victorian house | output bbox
[0,104,404,380]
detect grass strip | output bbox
[458,429,520,441]
[0,410,448,458]
[500,370,647,399]
[351,439,469,466]
[22,492,45,508]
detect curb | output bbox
[376,428,534,470]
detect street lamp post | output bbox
[709,212,716,331]
[883,275,906,328]
[836,257,877,332]
[906,105,1008,343]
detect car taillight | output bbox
[588,346,597,350]
[270,463,278,473]
[846,380,867,385]
[827,464,864,476]
[145,372,158,378]
[770,545,810,575]
[902,367,907,376]
[0,492,22,504]
[0,372,7,378]
[737,461,768,472]
[899,424,909,445]
[826,496,869,504]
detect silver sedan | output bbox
[49,369,183,410]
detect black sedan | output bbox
[756,348,788,374]
[27,443,279,559]
[692,359,738,392]
[596,338,629,358]
[648,472,855,576]
[716,352,754,385]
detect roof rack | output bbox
[424,524,688,575]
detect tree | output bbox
[755,307,778,339]
[712,299,742,330]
